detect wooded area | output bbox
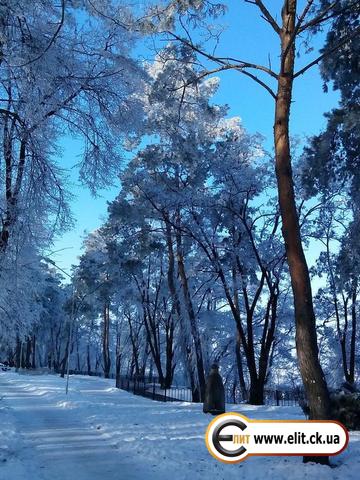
[0,1,359,467]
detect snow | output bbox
[1,372,359,480]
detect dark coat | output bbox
[203,364,225,415]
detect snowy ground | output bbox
[0,372,359,480]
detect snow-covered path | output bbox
[1,372,359,480]
[0,374,149,480]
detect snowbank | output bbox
[0,372,359,480]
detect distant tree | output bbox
[75,230,116,378]
[309,200,359,385]
[301,1,359,387]
[36,269,67,371]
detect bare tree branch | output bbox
[240,70,277,99]
[0,108,23,125]
[298,0,358,33]
[294,25,360,78]
[172,64,277,99]
[245,0,281,35]
[167,31,278,78]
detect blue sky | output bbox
[50,0,339,274]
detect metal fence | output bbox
[67,371,192,402]
[118,376,193,403]
[263,388,305,406]
[224,386,305,407]
[68,369,116,379]
[67,370,303,406]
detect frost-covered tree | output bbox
[300,2,359,386]
[74,229,118,378]
[0,0,146,259]
[0,0,148,358]
[308,199,359,386]
[302,0,359,206]
[96,46,292,404]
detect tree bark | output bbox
[60,324,71,378]
[0,136,26,255]
[102,303,111,378]
[248,378,265,406]
[349,280,357,384]
[274,1,330,423]
[175,224,206,401]
[275,2,330,464]
[87,344,92,376]
[164,218,195,393]
[15,337,21,370]
[25,336,32,369]
[126,312,141,376]
[164,314,175,389]
[31,335,36,369]
[235,329,247,400]
[115,323,122,388]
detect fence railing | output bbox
[224,386,305,407]
[67,371,192,402]
[263,388,305,406]
[63,370,304,406]
[118,376,193,403]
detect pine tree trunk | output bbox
[349,280,357,384]
[164,321,175,389]
[25,337,32,369]
[275,0,330,423]
[164,218,197,397]
[102,303,111,378]
[31,335,36,369]
[175,227,206,401]
[275,1,330,464]
[87,344,92,376]
[15,337,21,370]
[60,332,70,378]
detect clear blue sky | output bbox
[50,0,339,274]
